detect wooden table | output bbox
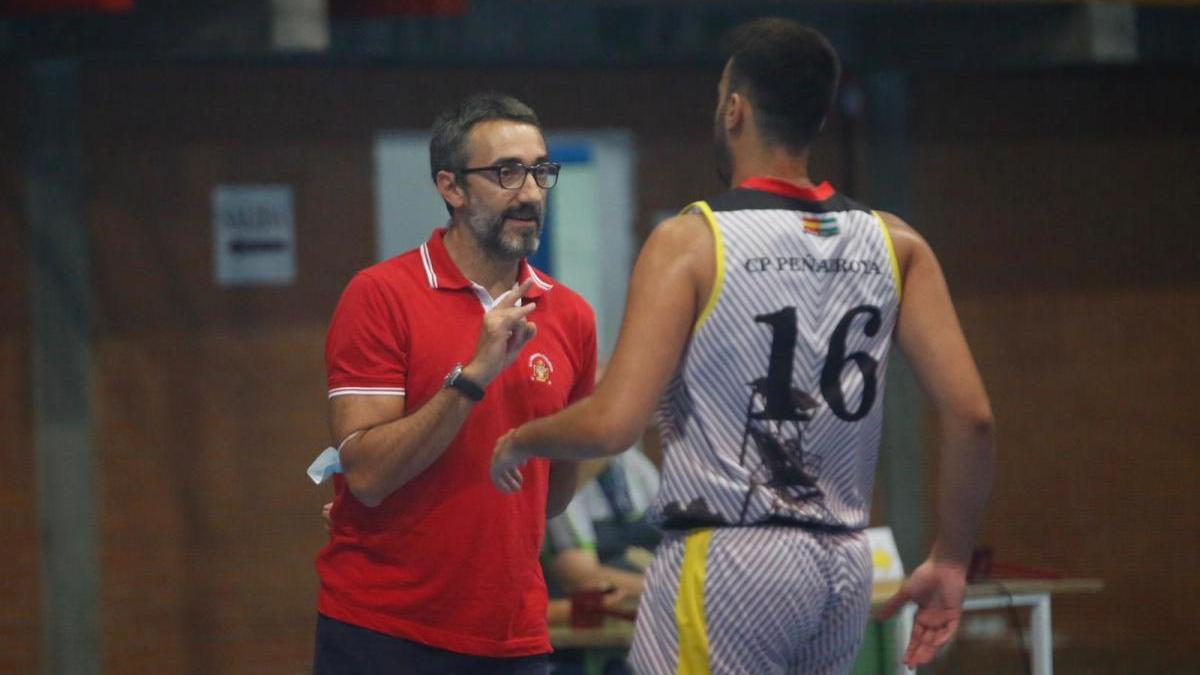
[549,618,633,675]
[549,578,1103,675]
[549,619,636,651]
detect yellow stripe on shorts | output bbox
[674,529,713,675]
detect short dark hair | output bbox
[429,92,541,183]
[724,18,841,150]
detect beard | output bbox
[714,107,734,186]
[463,199,543,261]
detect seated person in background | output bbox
[544,445,661,609]
[543,447,660,675]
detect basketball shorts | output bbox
[627,526,872,675]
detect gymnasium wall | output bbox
[0,65,39,675]
[3,62,1195,673]
[908,69,1199,673]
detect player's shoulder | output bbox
[876,211,932,264]
[637,210,714,280]
[654,209,711,241]
[876,210,916,236]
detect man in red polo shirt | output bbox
[314,93,597,675]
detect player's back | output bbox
[650,177,902,532]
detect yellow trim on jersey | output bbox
[674,529,713,675]
[687,201,725,332]
[873,210,903,302]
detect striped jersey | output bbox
[649,177,902,531]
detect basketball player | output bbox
[492,18,994,674]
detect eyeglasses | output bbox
[459,161,562,190]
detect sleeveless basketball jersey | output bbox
[649,178,902,531]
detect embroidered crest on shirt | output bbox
[528,353,554,384]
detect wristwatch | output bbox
[443,362,485,402]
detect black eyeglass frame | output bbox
[458,161,562,190]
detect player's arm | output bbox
[886,212,994,566]
[494,213,711,473]
[876,212,996,667]
[337,279,538,507]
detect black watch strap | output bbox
[444,363,485,402]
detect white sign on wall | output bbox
[212,184,296,287]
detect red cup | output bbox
[569,589,607,628]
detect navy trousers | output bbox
[314,614,550,675]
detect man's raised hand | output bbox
[466,279,538,385]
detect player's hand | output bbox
[491,428,529,493]
[467,279,537,385]
[876,558,968,669]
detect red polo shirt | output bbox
[317,228,597,657]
